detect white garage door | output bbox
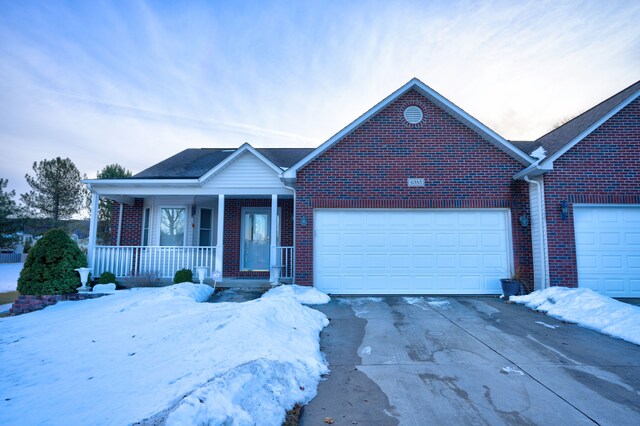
[574,205,640,298]
[314,209,512,295]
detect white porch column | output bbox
[270,194,278,284]
[87,192,99,268]
[215,194,225,278]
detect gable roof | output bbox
[134,146,314,179]
[534,79,640,165]
[283,78,534,179]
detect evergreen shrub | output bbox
[17,228,87,295]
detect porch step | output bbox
[217,278,273,288]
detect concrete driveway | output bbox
[301,296,640,425]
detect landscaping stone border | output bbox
[10,293,107,315]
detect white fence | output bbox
[92,246,217,279]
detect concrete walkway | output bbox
[301,296,640,426]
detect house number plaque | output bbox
[407,178,425,187]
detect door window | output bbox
[160,207,185,246]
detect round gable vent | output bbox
[403,106,423,124]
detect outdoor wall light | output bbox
[300,215,308,227]
[561,200,569,219]
[519,214,529,228]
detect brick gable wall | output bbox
[295,89,533,287]
[543,97,640,288]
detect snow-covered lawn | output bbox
[0,262,22,292]
[511,287,640,345]
[0,284,330,425]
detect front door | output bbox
[241,208,270,270]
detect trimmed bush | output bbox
[17,228,87,295]
[98,271,117,285]
[173,268,193,284]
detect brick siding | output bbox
[109,198,144,245]
[295,89,533,287]
[10,293,106,315]
[543,98,640,287]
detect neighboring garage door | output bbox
[314,209,512,295]
[574,205,640,298]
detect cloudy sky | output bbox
[1,0,639,195]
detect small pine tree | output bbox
[18,228,87,295]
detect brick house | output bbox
[513,79,640,297]
[84,78,640,297]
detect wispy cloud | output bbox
[1,0,639,195]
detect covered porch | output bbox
[87,193,295,285]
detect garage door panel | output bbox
[413,254,435,268]
[437,276,458,290]
[600,233,620,245]
[574,206,640,298]
[390,233,411,247]
[436,254,457,268]
[366,233,387,247]
[412,233,434,247]
[459,254,480,268]
[436,233,456,247]
[315,209,511,294]
[368,275,387,290]
[624,209,640,222]
[459,233,479,247]
[414,276,437,290]
[627,234,640,246]
[481,233,503,248]
[390,255,410,268]
[461,276,482,290]
[343,254,363,269]
[343,233,363,247]
[604,279,625,292]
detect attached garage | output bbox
[314,209,513,295]
[574,205,640,298]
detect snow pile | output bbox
[511,287,640,345]
[263,284,330,305]
[0,283,329,425]
[91,283,116,293]
[0,262,22,292]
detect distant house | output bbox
[83,78,640,297]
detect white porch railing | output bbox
[276,246,294,279]
[92,245,294,280]
[93,246,217,279]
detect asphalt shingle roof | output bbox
[534,79,640,161]
[134,148,314,179]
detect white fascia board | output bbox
[91,186,293,197]
[198,143,283,184]
[542,88,640,166]
[284,78,533,179]
[513,162,554,180]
